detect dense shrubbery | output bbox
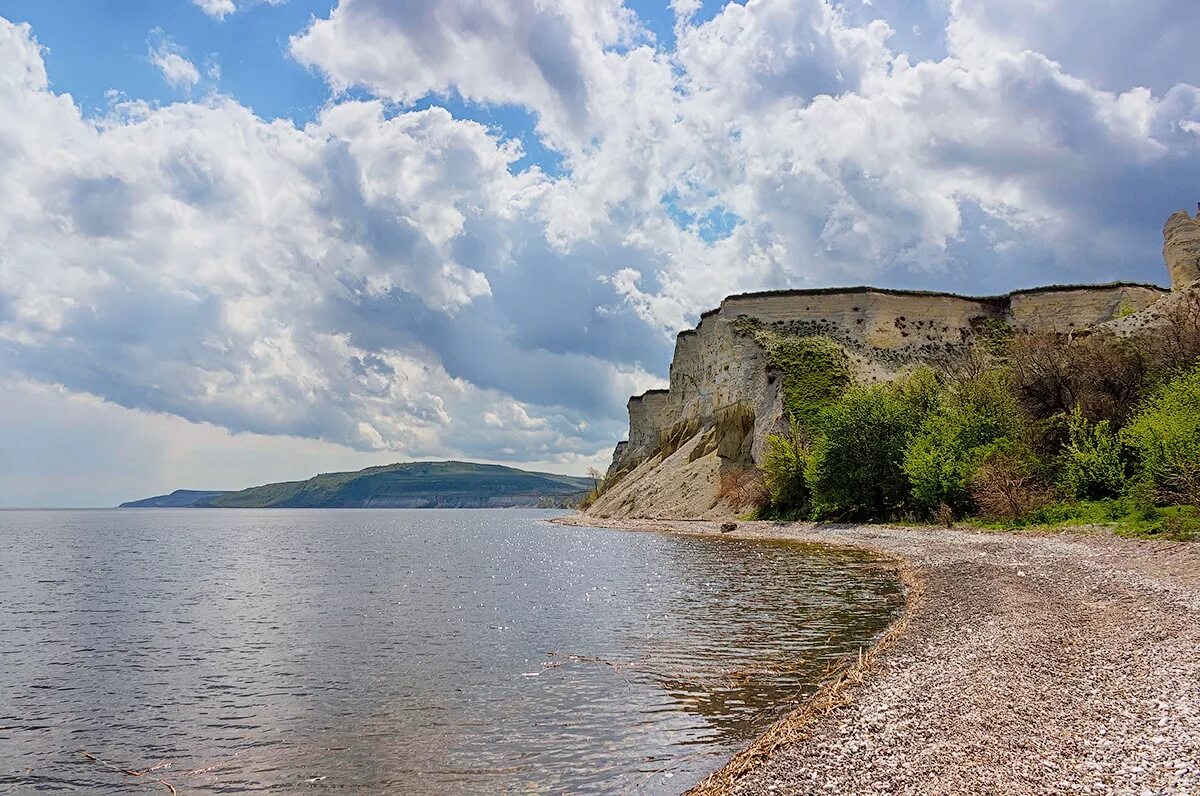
[1059,410,1126,500]
[764,333,851,428]
[904,369,1021,515]
[760,421,810,516]
[805,372,937,521]
[1122,366,1200,506]
[755,305,1200,534]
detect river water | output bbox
[0,509,902,794]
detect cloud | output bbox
[191,0,237,20]
[947,0,1200,94]
[191,0,286,21]
[0,18,664,466]
[149,32,201,90]
[3,2,1200,479]
[290,0,644,153]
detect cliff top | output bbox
[675,281,1167,339]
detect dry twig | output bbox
[79,751,178,795]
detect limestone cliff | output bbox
[1164,210,1200,289]
[587,216,1189,520]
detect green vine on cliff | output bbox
[732,317,851,429]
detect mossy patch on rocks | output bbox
[969,315,1015,355]
[733,318,852,428]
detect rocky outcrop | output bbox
[591,219,1186,520]
[1164,210,1200,289]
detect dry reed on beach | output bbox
[684,556,923,796]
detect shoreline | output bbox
[554,514,1200,795]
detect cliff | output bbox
[1164,210,1200,289]
[588,215,1193,520]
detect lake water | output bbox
[0,509,903,794]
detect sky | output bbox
[0,0,1198,507]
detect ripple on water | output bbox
[0,508,903,794]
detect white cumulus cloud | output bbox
[191,0,237,20]
[149,33,201,90]
[191,0,286,21]
[0,17,663,464]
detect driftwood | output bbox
[79,751,178,795]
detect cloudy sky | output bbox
[0,0,1197,506]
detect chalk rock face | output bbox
[1165,210,1200,289]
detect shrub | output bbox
[1162,511,1200,541]
[968,441,1054,522]
[904,369,1021,516]
[1010,331,1079,422]
[1058,409,1126,500]
[1124,478,1160,521]
[1122,365,1200,507]
[1145,290,1200,377]
[806,372,932,521]
[717,466,768,512]
[578,466,607,509]
[760,422,810,515]
[1010,331,1149,433]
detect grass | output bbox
[742,499,1200,542]
[963,499,1200,541]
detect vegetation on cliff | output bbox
[754,293,1200,539]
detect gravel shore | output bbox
[554,515,1200,795]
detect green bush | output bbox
[806,372,932,521]
[760,421,810,516]
[903,369,1022,516]
[1058,408,1126,499]
[1121,364,1200,506]
[766,335,851,429]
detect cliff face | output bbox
[1165,210,1200,289]
[588,217,1185,520]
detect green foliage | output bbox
[903,369,1022,516]
[969,316,1015,355]
[805,373,930,521]
[1124,477,1160,521]
[975,498,1200,541]
[1058,408,1126,499]
[760,421,810,516]
[739,317,1200,533]
[1121,364,1200,506]
[763,334,851,429]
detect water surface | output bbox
[0,509,902,793]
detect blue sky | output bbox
[1,1,335,120]
[0,0,1198,506]
[0,0,698,173]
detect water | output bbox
[0,509,903,794]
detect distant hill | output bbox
[120,461,592,509]
[120,489,230,508]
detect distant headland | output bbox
[120,461,592,509]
